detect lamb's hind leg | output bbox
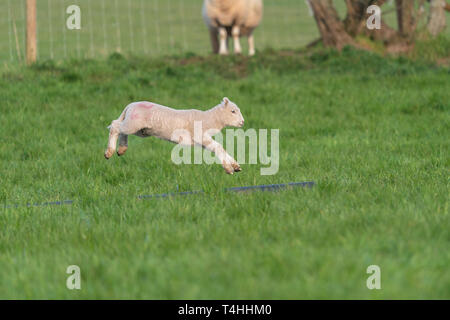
[104,120,121,159]
[117,134,128,156]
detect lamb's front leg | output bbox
[202,136,241,174]
[104,120,121,159]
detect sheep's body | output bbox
[202,0,263,56]
[104,98,245,174]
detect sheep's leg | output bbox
[218,27,228,55]
[209,28,219,54]
[232,26,242,55]
[201,137,241,174]
[117,134,128,156]
[105,120,121,159]
[248,34,255,56]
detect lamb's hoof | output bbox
[117,146,127,157]
[222,161,234,174]
[104,149,114,159]
[219,51,229,56]
[231,163,242,172]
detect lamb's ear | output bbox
[222,97,230,107]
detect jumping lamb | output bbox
[202,0,263,56]
[104,98,245,174]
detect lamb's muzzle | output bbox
[104,97,245,174]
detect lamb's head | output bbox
[219,97,244,128]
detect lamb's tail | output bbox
[107,106,129,130]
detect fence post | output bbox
[26,0,37,65]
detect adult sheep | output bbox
[202,0,263,56]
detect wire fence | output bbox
[0,0,320,63]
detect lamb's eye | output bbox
[231,110,236,114]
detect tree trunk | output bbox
[309,0,355,50]
[395,0,416,38]
[308,0,427,53]
[364,20,399,43]
[343,0,369,36]
[427,0,447,36]
[343,0,398,43]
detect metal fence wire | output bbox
[0,0,320,63]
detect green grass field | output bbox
[0,45,449,298]
[1,0,449,300]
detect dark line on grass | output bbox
[2,182,315,209]
[138,181,315,199]
[3,200,73,209]
[137,190,205,199]
[225,181,315,193]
